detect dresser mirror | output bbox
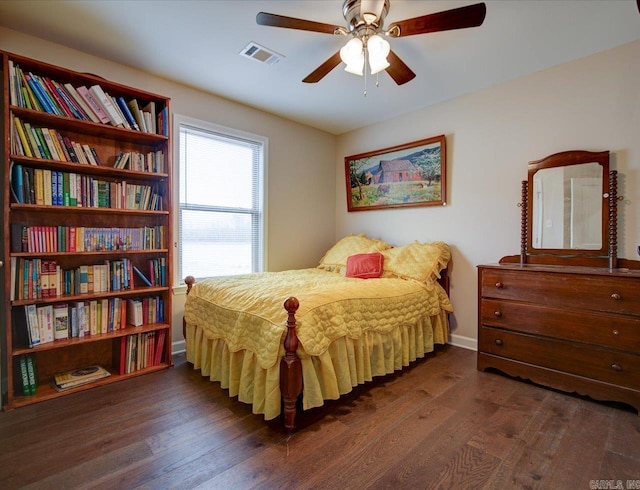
[506,150,620,268]
[529,151,608,255]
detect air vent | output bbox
[240,42,283,65]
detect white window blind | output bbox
[178,120,265,281]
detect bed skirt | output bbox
[185,310,449,420]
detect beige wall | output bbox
[0,27,337,350]
[336,40,640,349]
[3,26,638,353]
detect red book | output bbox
[154,329,166,366]
[69,226,76,252]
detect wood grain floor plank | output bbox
[1,348,639,490]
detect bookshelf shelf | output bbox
[12,323,169,355]
[11,362,170,408]
[11,249,169,258]
[11,287,170,307]
[2,50,173,409]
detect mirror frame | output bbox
[521,150,617,267]
[527,150,610,257]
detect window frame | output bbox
[172,114,268,287]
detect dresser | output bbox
[477,263,640,413]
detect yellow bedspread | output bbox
[184,268,452,369]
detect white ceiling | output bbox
[1,0,639,135]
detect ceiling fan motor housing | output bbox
[342,0,389,32]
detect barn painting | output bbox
[345,135,446,212]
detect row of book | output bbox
[113,150,165,173]
[10,163,164,210]
[116,330,166,375]
[11,224,165,253]
[8,60,169,135]
[11,116,101,164]
[12,295,165,349]
[11,257,166,301]
[17,355,37,396]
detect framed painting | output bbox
[345,134,446,212]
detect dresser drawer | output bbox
[480,298,640,352]
[479,326,640,389]
[480,269,640,315]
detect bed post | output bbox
[281,297,303,431]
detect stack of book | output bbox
[53,365,110,391]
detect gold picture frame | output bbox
[345,135,446,212]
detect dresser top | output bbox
[478,262,640,278]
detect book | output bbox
[53,365,110,390]
[110,95,131,129]
[53,303,69,340]
[22,122,42,158]
[12,305,34,348]
[36,304,54,343]
[127,298,143,327]
[132,265,152,287]
[19,356,33,396]
[127,98,146,132]
[26,356,37,394]
[116,96,139,130]
[10,162,24,204]
[76,86,111,124]
[13,117,33,157]
[64,83,101,123]
[33,127,52,159]
[89,85,125,127]
[26,304,41,345]
[142,101,156,133]
[154,329,166,365]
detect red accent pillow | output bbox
[346,252,384,279]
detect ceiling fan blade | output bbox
[256,12,343,34]
[385,50,416,85]
[303,51,343,83]
[388,2,487,37]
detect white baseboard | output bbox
[448,334,477,351]
[172,337,475,357]
[172,339,186,355]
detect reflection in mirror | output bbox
[532,162,603,250]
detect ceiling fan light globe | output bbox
[340,37,365,75]
[367,34,390,74]
[369,57,390,75]
[340,37,363,63]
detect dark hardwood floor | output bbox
[1,345,639,489]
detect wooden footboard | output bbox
[183,276,304,430]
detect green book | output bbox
[25,355,37,395]
[19,356,31,396]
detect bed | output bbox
[183,235,453,430]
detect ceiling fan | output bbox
[256,0,487,86]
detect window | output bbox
[175,115,266,282]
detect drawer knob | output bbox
[494,311,502,318]
[612,329,619,336]
[611,293,621,300]
[495,282,504,289]
[494,339,503,346]
[611,363,622,372]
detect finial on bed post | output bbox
[281,296,302,431]
[183,276,196,339]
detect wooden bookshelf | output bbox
[1,50,173,409]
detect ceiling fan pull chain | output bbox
[363,52,368,97]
